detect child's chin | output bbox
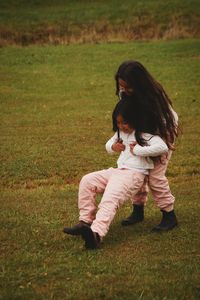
[123,129,132,134]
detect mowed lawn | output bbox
[0,39,200,299]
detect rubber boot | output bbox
[63,221,91,235]
[151,210,178,232]
[79,225,101,250]
[121,204,144,226]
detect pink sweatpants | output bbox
[78,168,145,237]
[132,151,175,211]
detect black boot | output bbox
[63,221,91,235]
[79,225,101,250]
[121,204,144,226]
[151,210,178,232]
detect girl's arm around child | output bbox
[130,134,168,157]
[105,131,168,158]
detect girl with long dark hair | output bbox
[64,100,168,249]
[115,60,179,231]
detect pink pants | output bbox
[78,168,145,237]
[132,151,175,211]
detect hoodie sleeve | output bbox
[105,132,118,154]
[133,135,168,157]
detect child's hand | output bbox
[112,141,125,152]
[130,142,137,154]
[117,138,123,144]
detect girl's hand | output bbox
[130,142,137,155]
[112,141,125,152]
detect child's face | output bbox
[116,115,134,134]
[118,78,134,96]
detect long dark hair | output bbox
[112,100,148,146]
[115,60,179,149]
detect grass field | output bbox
[1,39,200,299]
[0,0,199,45]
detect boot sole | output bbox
[63,222,91,235]
[121,219,144,226]
[63,227,83,235]
[151,223,178,232]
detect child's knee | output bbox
[80,173,99,193]
[80,173,93,187]
[149,175,167,188]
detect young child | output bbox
[115,60,179,231]
[64,100,168,249]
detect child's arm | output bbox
[131,135,168,157]
[106,132,125,154]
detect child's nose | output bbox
[119,87,125,92]
[121,125,126,131]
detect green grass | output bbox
[1,39,200,299]
[0,0,199,45]
[0,0,199,26]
